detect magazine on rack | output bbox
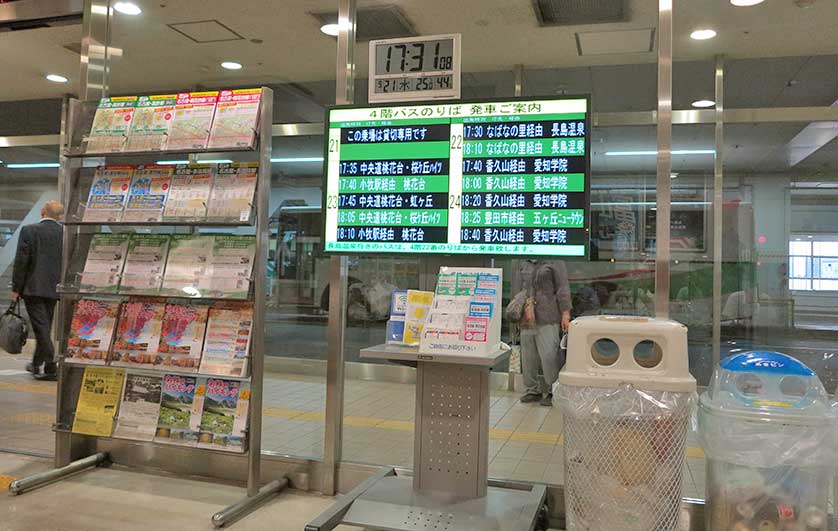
[111,299,165,369]
[86,96,138,153]
[207,88,261,149]
[122,165,173,223]
[162,164,214,220]
[66,299,120,365]
[206,235,255,299]
[113,373,163,441]
[125,94,177,152]
[79,233,130,293]
[160,234,214,297]
[198,302,252,377]
[154,304,209,373]
[167,91,219,150]
[206,162,258,221]
[72,367,125,437]
[119,234,170,295]
[82,166,133,223]
[154,374,202,446]
[197,378,249,452]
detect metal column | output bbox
[654,0,673,319]
[712,56,724,368]
[79,0,111,101]
[322,0,356,497]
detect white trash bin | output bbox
[556,316,697,531]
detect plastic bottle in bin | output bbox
[698,351,838,531]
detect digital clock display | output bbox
[368,34,461,103]
[374,39,455,75]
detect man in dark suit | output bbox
[12,201,64,381]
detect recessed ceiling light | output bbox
[690,29,717,40]
[692,99,716,108]
[731,0,764,5]
[113,2,142,15]
[320,23,340,37]
[45,74,68,83]
[221,61,243,70]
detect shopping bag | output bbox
[0,300,28,354]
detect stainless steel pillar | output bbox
[712,56,724,368]
[654,0,673,319]
[79,0,111,101]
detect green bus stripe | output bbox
[339,140,450,161]
[338,209,448,227]
[461,209,585,228]
[463,138,584,158]
[339,175,449,193]
[461,173,585,193]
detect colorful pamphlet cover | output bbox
[197,378,249,453]
[66,299,120,365]
[167,91,219,150]
[208,88,261,149]
[206,162,258,221]
[111,300,165,369]
[163,164,214,219]
[205,235,255,299]
[125,94,177,152]
[198,302,253,377]
[154,304,209,373]
[79,233,130,293]
[119,234,170,295]
[403,290,433,345]
[386,290,408,344]
[113,373,163,441]
[122,165,173,223]
[86,96,138,153]
[82,165,133,223]
[161,234,213,297]
[154,374,201,446]
[72,367,125,437]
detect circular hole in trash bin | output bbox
[735,373,763,396]
[779,375,807,398]
[591,338,619,366]
[633,340,663,368]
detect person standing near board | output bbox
[506,259,572,406]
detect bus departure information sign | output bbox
[324,97,590,257]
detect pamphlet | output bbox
[386,290,407,344]
[163,164,214,219]
[66,299,120,365]
[198,302,253,377]
[160,234,214,297]
[125,94,177,152]
[155,304,209,373]
[206,162,258,221]
[205,235,255,298]
[154,374,201,446]
[113,373,163,441]
[403,290,433,345]
[167,91,219,151]
[79,233,130,293]
[119,234,170,295]
[86,96,138,153]
[111,300,165,369]
[82,166,133,223]
[72,367,125,437]
[208,88,261,149]
[197,378,248,452]
[122,165,173,223]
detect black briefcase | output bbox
[0,300,28,354]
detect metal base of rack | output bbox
[211,477,288,528]
[9,452,109,495]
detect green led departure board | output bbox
[324,97,590,256]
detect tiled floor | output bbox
[0,349,711,499]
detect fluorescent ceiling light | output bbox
[271,157,324,163]
[691,99,715,108]
[731,0,764,5]
[46,74,68,83]
[6,162,60,168]
[156,160,190,165]
[156,159,232,165]
[221,61,243,70]
[113,2,142,15]
[690,29,717,40]
[320,23,340,37]
[605,149,715,156]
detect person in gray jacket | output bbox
[507,259,572,406]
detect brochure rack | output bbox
[10,88,283,527]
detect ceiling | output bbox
[1,0,837,101]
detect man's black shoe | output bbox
[26,362,36,374]
[34,372,57,382]
[520,393,542,403]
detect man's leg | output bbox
[23,297,56,376]
[520,330,542,400]
[42,298,57,374]
[534,323,561,402]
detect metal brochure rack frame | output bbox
[307,343,547,531]
[10,87,287,527]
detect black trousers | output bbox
[23,296,57,371]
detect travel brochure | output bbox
[84,89,260,153]
[119,234,170,295]
[112,373,163,441]
[65,298,253,377]
[79,233,130,293]
[160,234,213,297]
[72,366,126,437]
[197,378,249,452]
[81,163,256,223]
[154,374,202,446]
[204,235,256,299]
